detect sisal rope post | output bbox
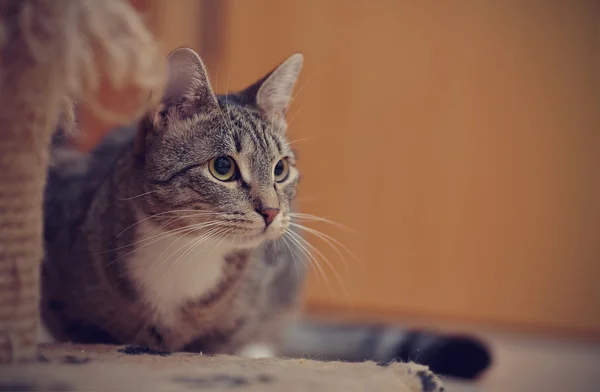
[0,0,165,363]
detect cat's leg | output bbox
[237,343,277,358]
[236,317,288,358]
[36,320,56,344]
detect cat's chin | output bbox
[234,235,271,249]
[233,229,285,249]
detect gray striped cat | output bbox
[41,47,306,357]
[41,48,491,380]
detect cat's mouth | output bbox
[232,224,286,248]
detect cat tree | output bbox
[0,0,165,363]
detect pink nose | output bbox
[259,208,280,225]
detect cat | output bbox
[41,47,307,357]
[41,47,492,378]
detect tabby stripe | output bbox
[150,164,201,185]
[233,131,243,153]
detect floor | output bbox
[4,344,446,392]
[284,314,600,391]
[6,330,598,391]
[441,331,600,392]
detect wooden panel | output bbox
[205,0,600,336]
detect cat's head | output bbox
[135,47,303,248]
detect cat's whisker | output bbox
[157,226,226,284]
[218,71,237,134]
[160,226,234,284]
[286,229,349,300]
[283,231,326,291]
[198,228,231,257]
[152,211,230,225]
[115,190,159,201]
[204,226,233,259]
[123,210,230,240]
[160,227,223,281]
[101,220,222,255]
[286,109,302,129]
[289,212,358,234]
[148,212,229,236]
[289,222,361,269]
[153,224,220,269]
[284,230,334,298]
[150,213,222,236]
[150,215,208,237]
[279,234,301,281]
[100,221,222,267]
[223,73,237,130]
[108,209,228,245]
[269,112,277,136]
[289,214,362,269]
[138,226,211,290]
[290,222,350,273]
[102,225,206,269]
[225,73,231,98]
[273,233,280,254]
[103,225,196,258]
[215,65,230,127]
[287,137,312,146]
[149,216,181,235]
[215,64,220,91]
[284,70,317,118]
[143,220,226,250]
[108,210,183,246]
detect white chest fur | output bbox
[127,220,236,325]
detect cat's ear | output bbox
[239,53,304,123]
[135,48,217,161]
[161,47,218,118]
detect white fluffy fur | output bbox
[238,343,276,359]
[127,219,236,326]
[37,321,56,343]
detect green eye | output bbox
[209,156,236,181]
[274,158,290,183]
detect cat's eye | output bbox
[209,156,237,181]
[274,158,290,183]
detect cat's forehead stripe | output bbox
[241,110,268,153]
[234,132,243,153]
[226,106,280,157]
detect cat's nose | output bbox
[258,208,280,226]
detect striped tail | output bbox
[281,320,492,380]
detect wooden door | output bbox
[78,1,599,338]
[200,0,600,338]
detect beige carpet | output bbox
[0,344,445,391]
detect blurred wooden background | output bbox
[79,0,600,339]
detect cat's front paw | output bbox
[37,322,56,344]
[237,343,276,359]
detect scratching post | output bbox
[0,0,165,363]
